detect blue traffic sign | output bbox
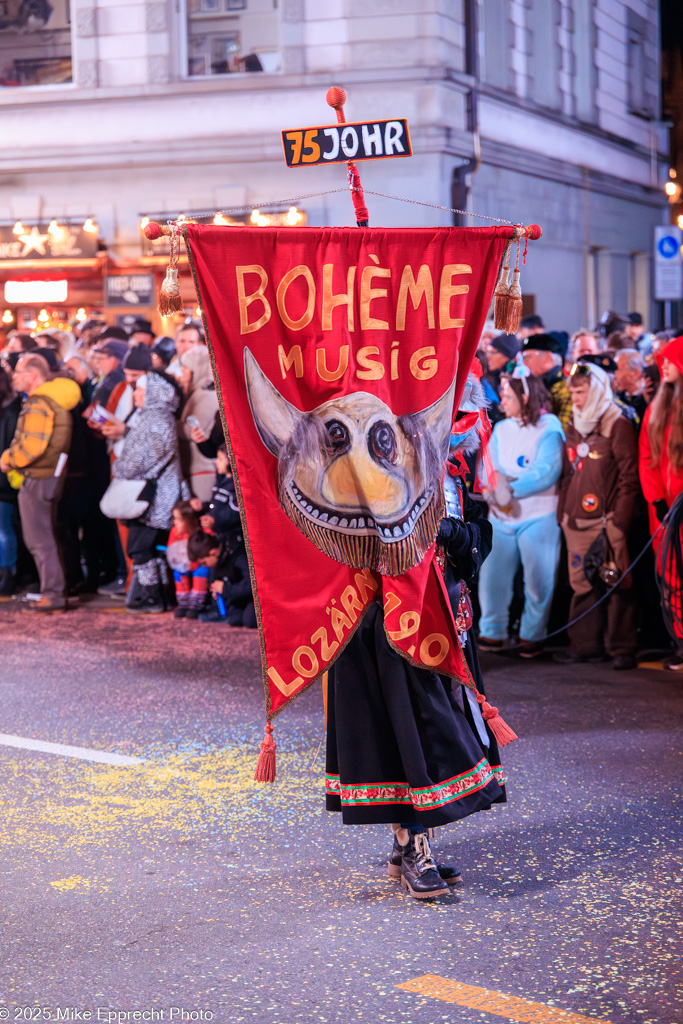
[657,235,679,259]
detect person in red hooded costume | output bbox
[639,334,683,670]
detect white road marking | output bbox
[0,733,144,766]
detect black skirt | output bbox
[325,603,506,827]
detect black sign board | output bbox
[281,118,412,167]
[106,273,155,307]
[0,223,98,261]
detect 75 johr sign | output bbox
[281,118,412,167]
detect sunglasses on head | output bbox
[569,363,592,379]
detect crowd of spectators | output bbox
[476,312,683,671]
[0,307,681,672]
[0,317,255,626]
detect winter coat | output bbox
[3,377,81,479]
[558,403,639,532]
[177,347,219,501]
[92,366,125,408]
[206,472,241,538]
[639,335,683,535]
[542,365,572,430]
[0,394,21,502]
[111,371,187,529]
[214,534,253,616]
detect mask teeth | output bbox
[281,491,440,577]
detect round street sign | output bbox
[657,235,679,259]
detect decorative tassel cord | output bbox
[163,188,516,227]
[501,494,683,653]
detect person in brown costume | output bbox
[555,362,640,670]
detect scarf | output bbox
[572,364,615,438]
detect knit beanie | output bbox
[123,344,153,371]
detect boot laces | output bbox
[413,832,437,873]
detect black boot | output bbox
[156,556,172,610]
[126,560,165,614]
[125,572,144,611]
[0,567,15,599]
[388,829,461,886]
[399,830,451,899]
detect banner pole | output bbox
[326,87,370,227]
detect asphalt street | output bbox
[0,599,681,1024]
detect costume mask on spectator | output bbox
[244,347,455,575]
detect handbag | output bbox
[583,515,620,590]
[100,455,174,520]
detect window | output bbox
[572,0,596,123]
[479,0,512,91]
[626,9,657,120]
[528,0,561,111]
[185,0,279,78]
[0,0,71,87]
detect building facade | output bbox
[0,0,668,334]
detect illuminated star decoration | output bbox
[19,226,50,257]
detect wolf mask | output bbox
[244,348,456,575]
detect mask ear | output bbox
[244,347,302,457]
[413,377,457,462]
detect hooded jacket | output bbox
[639,334,683,518]
[112,371,188,528]
[3,376,81,479]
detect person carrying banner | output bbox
[325,368,506,899]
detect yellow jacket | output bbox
[2,377,81,479]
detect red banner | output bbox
[184,225,510,718]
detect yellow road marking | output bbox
[396,976,614,1024]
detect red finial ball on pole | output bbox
[144,222,164,240]
[326,86,346,112]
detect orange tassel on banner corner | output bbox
[254,722,277,782]
[479,699,518,747]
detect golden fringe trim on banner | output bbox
[281,491,442,577]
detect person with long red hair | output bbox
[639,334,683,671]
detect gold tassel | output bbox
[157,223,184,316]
[505,238,523,334]
[158,267,183,316]
[493,242,511,331]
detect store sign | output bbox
[106,274,155,307]
[654,226,683,301]
[0,224,99,261]
[4,280,68,303]
[281,119,412,167]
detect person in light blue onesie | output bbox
[478,370,565,656]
